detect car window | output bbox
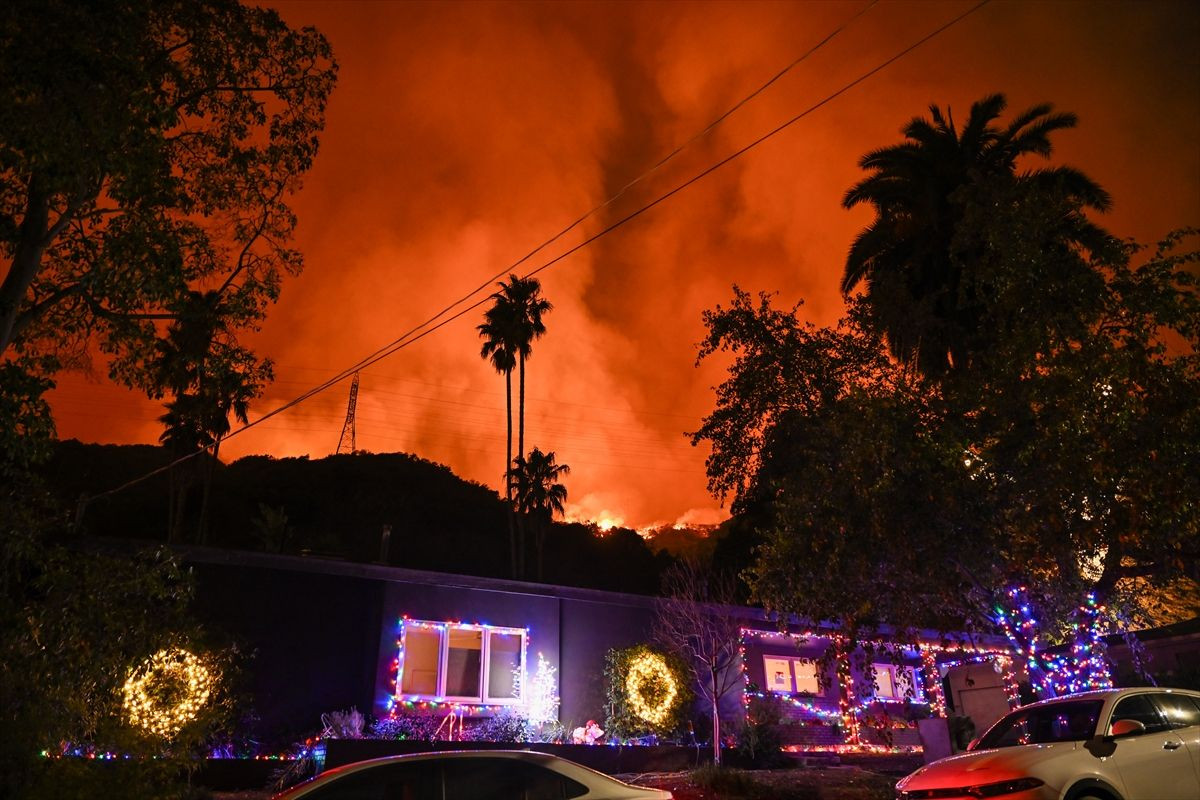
[304,761,440,800]
[1151,693,1200,730]
[976,700,1103,749]
[1111,694,1170,734]
[442,758,588,800]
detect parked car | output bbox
[271,749,673,800]
[895,687,1200,799]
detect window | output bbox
[1111,693,1170,734]
[871,663,922,701]
[762,656,822,695]
[1152,693,1200,730]
[977,700,1104,748]
[398,620,526,705]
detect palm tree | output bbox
[478,294,520,576]
[478,274,552,578]
[154,290,265,543]
[512,447,570,582]
[841,93,1112,378]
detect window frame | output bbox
[869,662,923,702]
[398,619,527,706]
[761,655,823,695]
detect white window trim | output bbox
[762,655,823,695]
[871,662,922,702]
[399,620,526,706]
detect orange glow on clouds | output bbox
[46,1,1200,528]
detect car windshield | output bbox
[977,700,1105,749]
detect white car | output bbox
[271,749,673,800]
[896,687,1200,799]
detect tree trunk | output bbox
[198,437,220,545]
[0,178,50,356]
[711,696,721,764]
[504,368,518,579]
[711,668,721,765]
[517,357,526,579]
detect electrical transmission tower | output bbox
[336,371,360,455]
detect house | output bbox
[182,546,1019,752]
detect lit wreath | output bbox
[624,652,678,726]
[122,648,216,738]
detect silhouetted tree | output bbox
[153,291,268,543]
[479,275,552,578]
[512,447,569,582]
[0,0,335,412]
[841,93,1112,377]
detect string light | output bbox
[624,652,680,726]
[122,648,217,738]
[524,652,560,727]
[995,587,1113,697]
[739,628,1020,752]
[390,616,529,713]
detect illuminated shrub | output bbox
[604,644,693,739]
[121,647,218,738]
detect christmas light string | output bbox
[739,627,1020,752]
[995,587,1113,697]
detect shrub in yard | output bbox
[369,713,442,742]
[463,710,531,743]
[736,692,788,767]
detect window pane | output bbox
[401,627,441,696]
[1152,693,1200,730]
[446,628,483,698]
[978,700,1103,748]
[1112,694,1169,734]
[487,632,522,700]
[873,664,896,699]
[793,661,820,694]
[763,657,794,693]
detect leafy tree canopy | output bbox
[694,226,1199,645]
[0,0,336,395]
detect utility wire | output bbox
[76,0,990,514]
[329,0,881,381]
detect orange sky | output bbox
[48,0,1200,530]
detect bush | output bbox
[736,693,788,768]
[463,710,530,743]
[369,713,442,742]
[603,644,693,741]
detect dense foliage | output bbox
[695,237,1198,647]
[0,2,335,794]
[604,644,694,740]
[45,442,675,594]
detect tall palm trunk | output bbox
[516,356,527,579]
[504,367,518,579]
[198,437,221,545]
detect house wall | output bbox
[191,561,385,740]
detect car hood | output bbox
[897,743,1078,791]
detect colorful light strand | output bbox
[739,627,1019,752]
[995,587,1113,697]
[389,616,529,714]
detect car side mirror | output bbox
[1108,719,1146,738]
[966,737,981,752]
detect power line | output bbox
[76,0,990,510]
